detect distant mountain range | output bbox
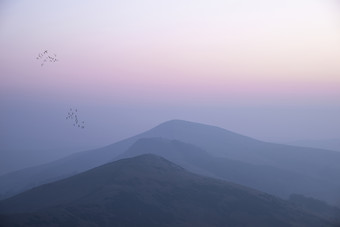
[1,120,340,208]
[0,155,336,227]
[285,139,340,152]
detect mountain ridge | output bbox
[1,119,340,207]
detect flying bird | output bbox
[36,50,58,67]
[66,108,86,130]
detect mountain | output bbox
[1,120,340,206]
[285,139,340,152]
[147,121,340,183]
[119,138,340,205]
[0,155,334,227]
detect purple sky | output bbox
[1,0,340,159]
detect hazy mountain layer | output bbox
[1,120,340,206]
[285,139,340,152]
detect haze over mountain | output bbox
[1,1,339,225]
[0,155,335,227]
[0,145,97,176]
[1,120,340,207]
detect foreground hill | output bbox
[1,120,340,206]
[0,155,333,227]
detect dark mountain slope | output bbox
[289,194,340,224]
[0,155,333,227]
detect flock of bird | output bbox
[36,50,58,67]
[66,108,85,129]
[37,50,87,130]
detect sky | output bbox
[1,0,340,171]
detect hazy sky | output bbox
[1,0,340,155]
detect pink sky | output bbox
[1,0,340,148]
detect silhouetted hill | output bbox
[1,120,340,206]
[0,155,334,227]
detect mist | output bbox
[1,0,340,225]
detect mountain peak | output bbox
[154,119,226,131]
[145,119,261,158]
[152,119,256,140]
[119,137,210,171]
[117,153,184,171]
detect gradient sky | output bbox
[1,0,340,163]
